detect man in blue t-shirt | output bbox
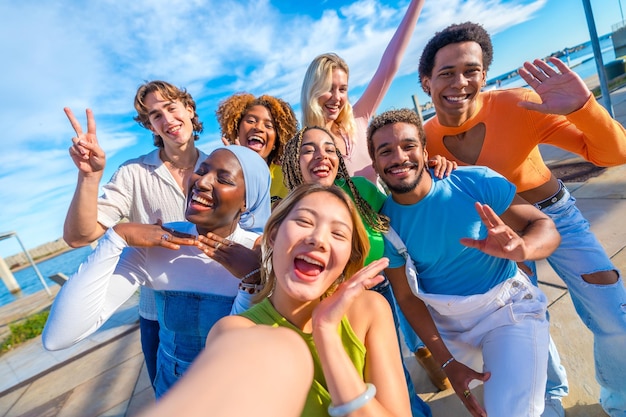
[366,108,561,417]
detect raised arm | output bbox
[518,57,626,166]
[352,0,424,120]
[311,258,411,416]
[385,266,489,417]
[460,196,561,261]
[63,107,108,247]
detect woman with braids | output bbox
[217,92,299,203]
[281,126,432,417]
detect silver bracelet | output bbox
[441,357,455,370]
[328,383,377,417]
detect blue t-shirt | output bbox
[382,166,517,296]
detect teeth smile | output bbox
[191,192,211,206]
[312,165,330,173]
[390,167,410,174]
[248,135,264,144]
[445,95,468,102]
[296,255,324,267]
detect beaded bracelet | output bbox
[238,281,263,294]
[441,357,455,370]
[242,268,260,280]
[327,383,377,417]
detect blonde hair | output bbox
[300,53,356,146]
[254,184,369,302]
[281,126,389,233]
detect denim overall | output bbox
[152,290,235,398]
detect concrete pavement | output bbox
[1,86,626,417]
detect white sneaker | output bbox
[542,397,565,417]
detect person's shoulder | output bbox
[206,315,256,343]
[349,287,390,319]
[446,166,504,186]
[117,149,161,169]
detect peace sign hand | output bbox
[65,107,106,175]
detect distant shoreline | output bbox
[8,246,74,273]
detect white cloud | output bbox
[0,0,550,253]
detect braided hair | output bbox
[281,126,389,233]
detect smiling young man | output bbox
[419,22,626,417]
[62,81,208,391]
[367,108,561,417]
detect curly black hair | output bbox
[418,22,493,94]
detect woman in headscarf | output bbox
[43,146,271,398]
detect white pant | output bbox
[419,271,550,417]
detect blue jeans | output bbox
[153,291,235,399]
[139,317,160,390]
[532,187,626,416]
[371,279,432,417]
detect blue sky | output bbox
[0,0,619,256]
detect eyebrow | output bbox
[294,206,352,230]
[301,140,335,147]
[148,100,176,117]
[375,137,419,153]
[436,61,482,72]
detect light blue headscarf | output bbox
[217,146,271,234]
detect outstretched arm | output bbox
[352,0,424,120]
[139,325,312,417]
[460,196,561,261]
[385,266,489,417]
[63,108,108,247]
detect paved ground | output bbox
[1,86,625,417]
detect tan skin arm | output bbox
[313,258,412,416]
[138,325,313,417]
[385,266,489,417]
[63,108,108,247]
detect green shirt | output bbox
[336,176,386,265]
[240,298,366,417]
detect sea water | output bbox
[0,245,93,307]
[495,36,616,90]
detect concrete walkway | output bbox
[1,87,625,417]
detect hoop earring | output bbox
[239,209,256,229]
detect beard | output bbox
[382,164,427,194]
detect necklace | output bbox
[161,149,198,171]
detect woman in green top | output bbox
[281,125,388,264]
[207,184,412,417]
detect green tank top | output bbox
[240,298,366,417]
